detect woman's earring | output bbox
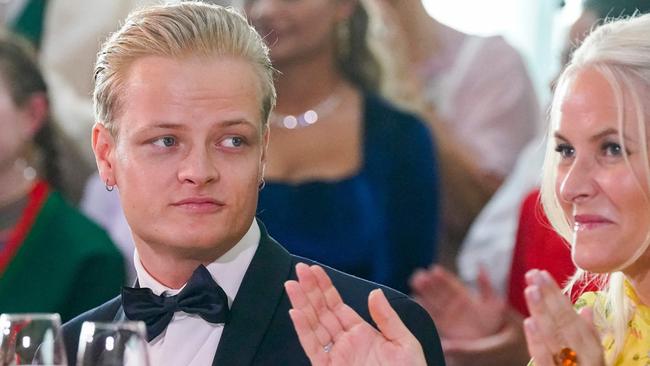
[105,179,115,192]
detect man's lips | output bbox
[573,214,614,231]
[171,197,225,213]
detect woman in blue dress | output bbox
[244,0,439,293]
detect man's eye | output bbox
[221,137,244,148]
[153,136,176,147]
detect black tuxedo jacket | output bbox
[63,223,445,365]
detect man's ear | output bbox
[92,123,117,187]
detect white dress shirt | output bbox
[133,219,260,366]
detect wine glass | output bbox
[77,321,149,366]
[0,313,67,365]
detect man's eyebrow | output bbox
[135,123,188,133]
[132,119,259,134]
[219,119,258,129]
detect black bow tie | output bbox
[122,264,230,341]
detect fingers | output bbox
[294,263,345,340]
[525,270,589,347]
[578,306,601,344]
[524,276,565,352]
[523,317,555,366]
[477,265,497,301]
[288,308,328,365]
[368,289,427,366]
[368,289,413,343]
[309,265,366,332]
[523,270,603,365]
[285,279,333,347]
[410,265,468,316]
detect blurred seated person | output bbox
[369,0,540,268]
[0,31,125,321]
[0,0,95,204]
[245,0,439,293]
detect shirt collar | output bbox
[133,219,260,306]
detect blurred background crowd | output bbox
[1,0,648,364]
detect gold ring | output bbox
[553,347,578,366]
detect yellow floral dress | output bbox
[529,282,650,365]
[578,282,650,365]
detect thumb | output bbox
[368,289,413,343]
[477,265,497,301]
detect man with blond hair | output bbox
[61,2,443,365]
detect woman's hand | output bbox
[410,265,529,365]
[410,265,506,340]
[523,269,605,366]
[440,308,529,366]
[285,263,426,366]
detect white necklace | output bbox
[270,87,343,129]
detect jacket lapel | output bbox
[212,221,293,366]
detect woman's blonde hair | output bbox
[541,13,650,364]
[94,1,276,136]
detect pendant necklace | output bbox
[270,86,343,129]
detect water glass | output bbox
[0,313,67,365]
[77,321,149,366]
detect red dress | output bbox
[507,190,581,316]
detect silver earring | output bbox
[105,179,115,192]
[258,178,266,191]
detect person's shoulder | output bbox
[291,255,405,299]
[42,191,121,255]
[477,34,519,54]
[364,93,427,129]
[470,34,530,76]
[63,296,122,330]
[362,93,432,148]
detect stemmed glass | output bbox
[76,321,149,366]
[0,313,67,365]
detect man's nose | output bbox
[177,147,218,186]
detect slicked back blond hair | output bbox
[94,1,276,136]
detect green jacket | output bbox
[0,184,125,321]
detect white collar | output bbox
[133,219,260,306]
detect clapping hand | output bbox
[523,269,604,366]
[285,263,426,366]
[410,265,529,366]
[410,265,506,340]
